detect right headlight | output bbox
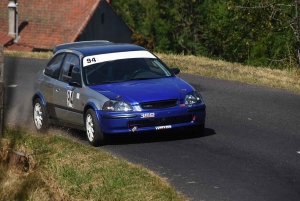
[185,91,202,105]
[102,100,133,112]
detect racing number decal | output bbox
[86,57,96,64]
[67,90,74,108]
[83,57,98,66]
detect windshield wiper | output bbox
[89,81,119,85]
[128,77,151,81]
[100,81,120,84]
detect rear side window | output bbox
[44,53,65,79]
[60,54,80,83]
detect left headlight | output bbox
[185,91,202,105]
[102,100,133,112]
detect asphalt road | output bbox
[4,56,300,201]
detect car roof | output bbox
[53,40,111,53]
[54,41,147,56]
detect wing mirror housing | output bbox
[170,68,180,76]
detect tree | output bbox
[111,0,158,50]
[155,0,206,55]
[228,0,298,67]
[111,0,298,68]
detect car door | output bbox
[41,53,65,118]
[53,53,84,126]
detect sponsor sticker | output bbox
[141,113,155,118]
[132,126,138,132]
[67,90,74,108]
[155,125,172,130]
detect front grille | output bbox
[140,99,178,109]
[128,115,192,128]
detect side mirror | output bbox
[69,69,82,87]
[69,81,82,87]
[170,68,180,75]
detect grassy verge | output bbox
[156,53,300,94]
[4,50,53,60]
[0,128,186,201]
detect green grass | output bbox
[0,128,187,201]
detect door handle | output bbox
[55,88,60,92]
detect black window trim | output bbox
[44,53,66,79]
[58,52,82,85]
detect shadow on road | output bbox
[60,127,216,146]
[108,127,216,145]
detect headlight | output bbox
[185,91,202,105]
[102,100,133,112]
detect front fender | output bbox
[83,101,101,126]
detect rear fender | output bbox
[32,92,46,106]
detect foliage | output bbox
[111,0,158,49]
[111,0,299,69]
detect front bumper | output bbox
[97,104,206,134]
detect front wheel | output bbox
[33,98,49,133]
[85,109,105,146]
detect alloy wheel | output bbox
[86,114,94,142]
[34,103,43,129]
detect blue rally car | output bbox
[32,41,206,146]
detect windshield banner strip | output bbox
[83,50,156,67]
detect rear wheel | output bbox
[33,98,49,133]
[85,109,105,146]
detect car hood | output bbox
[88,77,194,104]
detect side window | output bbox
[44,53,65,79]
[59,54,80,83]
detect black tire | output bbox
[186,124,205,137]
[33,98,49,133]
[85,109,105,146]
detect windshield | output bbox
[82,57,172,86]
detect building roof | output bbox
[0,32,13,46]
[0,0,102,50]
